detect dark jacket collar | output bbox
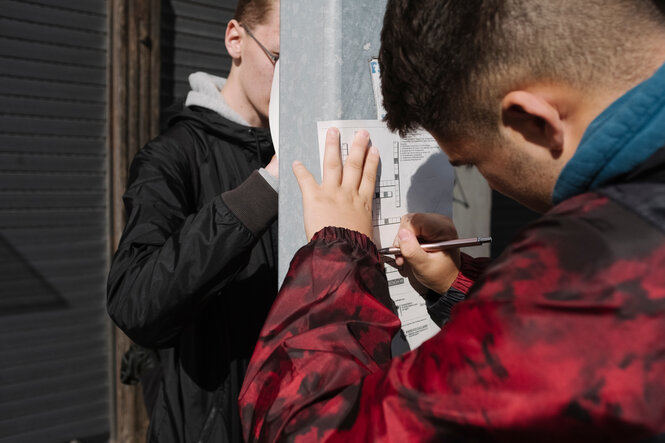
[165,99,274,162]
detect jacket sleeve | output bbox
[239,221,659,441]
[425,252,492,326]
[107,130,277,348]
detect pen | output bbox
[378,236,492,255]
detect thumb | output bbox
[397,228,428,266]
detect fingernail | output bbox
[358,129,369,139]
[370,146,379,155]
[398,229,410,241]
[329,127,339,136]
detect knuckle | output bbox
[346,158,363,170]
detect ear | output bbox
[225,19,243,60]
[501,91,564,156]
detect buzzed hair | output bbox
[379,0,665,141]
[233,0,277,27]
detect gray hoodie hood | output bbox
[185,72,250,127]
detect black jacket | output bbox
[107,103,278,442]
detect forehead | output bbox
[258,2,280,29]
[252,4,280,39]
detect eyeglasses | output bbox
[240,23,279,64]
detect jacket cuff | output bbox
[309,227,393,311]
[221,170,278,237]
[451,252,491,294]
[311,226,380,261]
[425,287,466,327]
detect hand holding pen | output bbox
[389,213,489,294]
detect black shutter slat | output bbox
[0,368,107,403]
[0,337,107,368]
[0,315,106,345]
[0,17,106,49]
[0,385,109,420]
[0,153,105,172]
[0,304,108,334]
[0,37,106,67]
[0,57,106,87]
[0,135,106,155]
[0,116,105,137]
[2,226,104,242]
[163,30,231,52]
[0,192,105,209]
[173,0,234,9]
[169,50,228,73]
[6,0,107,15]
[1,417,109,443]
[0,173,105,191]
[0,401,108,440]
[171,0,231,22]
[0,77,106,102]
[0,96,105,119]
[0,210,106,228]
[2,1,107,32]
[164,16,226,38]
[161,0,237,112]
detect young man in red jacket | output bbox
[240,0,665,441]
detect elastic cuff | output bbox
[221,170,278,237]
[426,287,466,327]
[451,252,491,294]
[309,226,392,311]
[311,226,379,261]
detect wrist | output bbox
[431,269,460,295]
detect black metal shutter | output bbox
[0,1,110,442]
[160,0,236,116]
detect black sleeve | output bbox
[425,287,466,327]
[106,129,277,348]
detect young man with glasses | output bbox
[106,1,280,442]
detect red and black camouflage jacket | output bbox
[239,146,665,442]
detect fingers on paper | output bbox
[322,127,342,186]
[358,145,379,200]
[342,130,370,191]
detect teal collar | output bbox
[553,62,665,204]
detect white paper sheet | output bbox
[317,120,454,350]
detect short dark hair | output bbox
[233,0,277,27]
[379,0,665,140]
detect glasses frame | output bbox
[239,23,279,64]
